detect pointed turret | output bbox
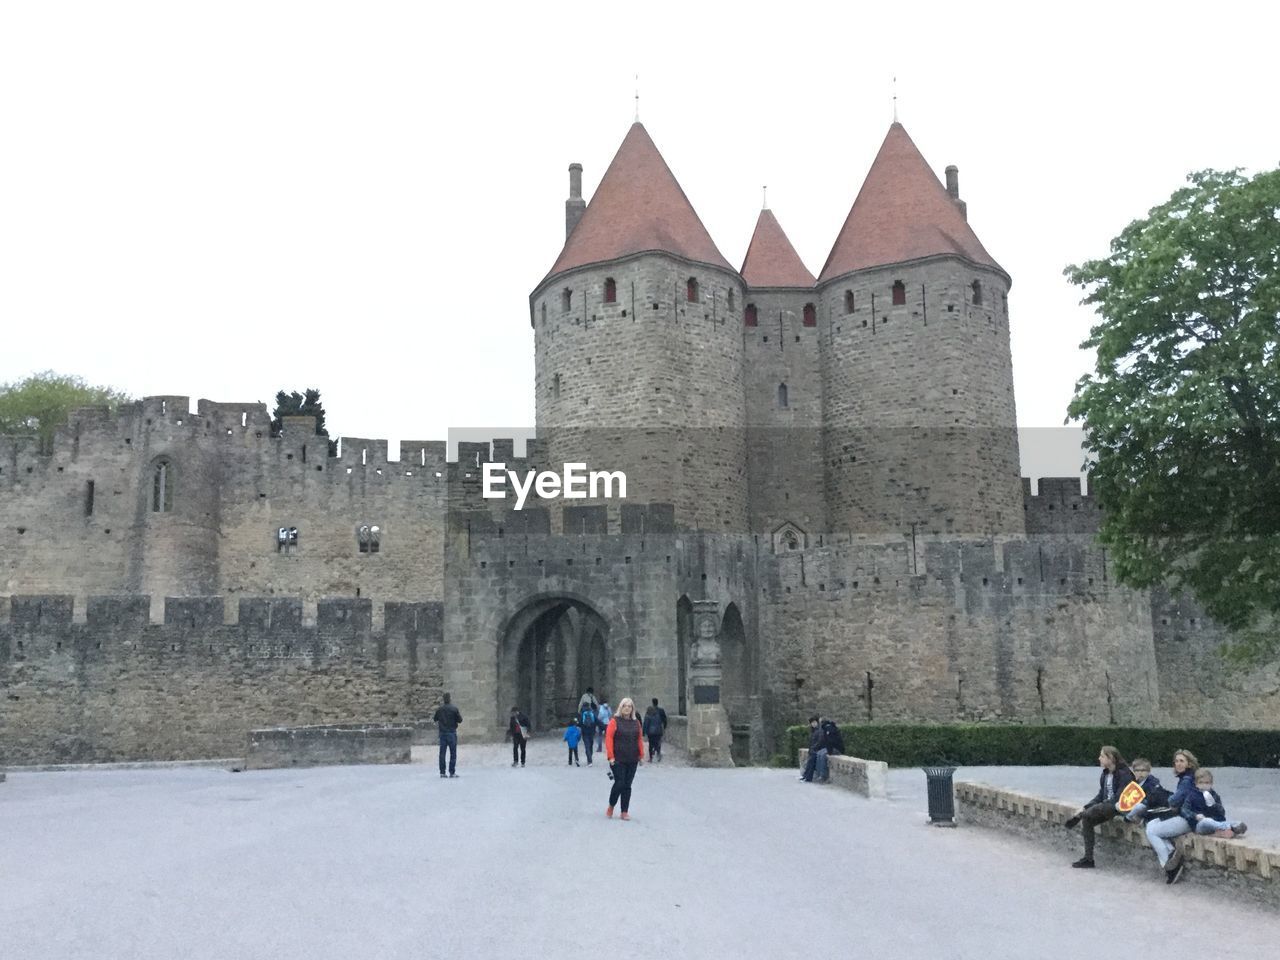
[740,209,815,288]
[541,123,732,284]
[819,123,1005,283]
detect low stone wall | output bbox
[244,723,413,770]
[798,749,889,799]
[956,781,1280,907]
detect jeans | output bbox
[567,745,578,764]
[1195,818,1243,835]
[1123,802,1148,823]
[648,734,663,761]
[608,761,638,812]
[581,728,594,764]
[1080,803,1118,858]
[815,748,829,781]
[1146,815,1193,866]
[438,731,457,775]
[511,737,526,765]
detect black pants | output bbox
[609,761,638,812]
[512,737,526,765]
[648,734,663,760]
[1081,803,1118,858]
[568,745,578,764]
[582,729,594,764]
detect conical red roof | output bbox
[542,123,732,284]
[819,123,1005,283]
[740,209,816,288]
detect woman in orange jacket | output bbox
[604,696,645,820]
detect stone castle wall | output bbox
[0,595,444,764]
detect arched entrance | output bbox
[499,596,611,730]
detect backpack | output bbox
[580,707,596,728]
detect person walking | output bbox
[605,697,645,820]
[564,719,582,766]
[595,699,612,753]
[432,692,463,779]
[507,706,530,767]
[578,698,598,766]
[643,699,666,762]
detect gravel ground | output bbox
[3,749,1277,959]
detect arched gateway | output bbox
[498,595,611,731]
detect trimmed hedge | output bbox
[785,724,1280,769]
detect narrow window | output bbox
[85,480,95,517]
[802,303,816,327]
[727,289,735,312]
[972,280,983,305]
[151,459,173,513]
[778,383,789,408]
[552,373,561,399]
[744,303,757,327]
[277,526,299,553]
[357,524,382,554]
[844,290,855,313]
[892,280,906,306]
[540,302,546,324]
[686,277,699,302]
[562,288,572,311]
[603,278,616,303]
[784,531,799,550]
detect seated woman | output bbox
[1065,745,1134,869]
[1145,749,1198,883]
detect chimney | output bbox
[945,165,967,221]
[565,163,586,239]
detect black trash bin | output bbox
[923,766,957,826]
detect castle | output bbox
[2,122,1276,766]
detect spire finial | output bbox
[892,75,898,123]
[762,185,768,210]
[634,74,640,122]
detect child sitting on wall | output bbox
[1183,769,1248,839]
[564,719,582,766]
[1124,757,1172,823]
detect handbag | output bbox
[518,724,530,740]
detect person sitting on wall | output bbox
[1184,768,1248,840]
[1123,757,1171,824]
[798,716,825,783]
[820,718,845,756]
[1146,749,1200,883]
[1063,745,1134,868]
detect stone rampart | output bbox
[955,781,1280,908]
[243,722,412,770]
[0,594,444,764]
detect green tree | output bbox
[1065,167,1280,655]
[0,371,132,448]
[271,388,331,438]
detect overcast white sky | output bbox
[2,2,1276,475]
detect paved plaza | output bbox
[4,748,1278,959]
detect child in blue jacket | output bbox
[564,720,582,766]
[1183,768,1248,838]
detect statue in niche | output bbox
[691,615,721,667]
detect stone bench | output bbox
[955,781,1280,908]
[798,749,889,799]
[244,723,413,770]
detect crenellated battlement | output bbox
[1022,476,1101,535]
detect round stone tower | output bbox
[530,123,748,532]
[817,124,1024,537]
